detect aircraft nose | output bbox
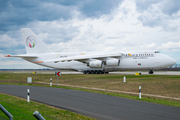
[168,57,176,66]
[172,58,176,65]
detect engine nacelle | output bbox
[87,60,103,68]
[104,59,120,66]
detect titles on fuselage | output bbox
[123,53,154,59]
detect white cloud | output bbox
[0,54,5,61]
[1,0,180,69]
[141,43,157,50]
[15,0,178,54]
[26,0,141,52]
[0,59,43,69]
[137,0,180,31]
[2,0,180,54]
[0,34,23,48]
[158,41,180,51]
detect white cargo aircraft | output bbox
[5,28,176,74]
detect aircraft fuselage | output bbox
[23,51,176,72]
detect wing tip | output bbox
[5,55,11,57]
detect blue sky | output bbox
[0,0,180,69]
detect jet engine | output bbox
[87,60,103,68]
[104,59,120,66]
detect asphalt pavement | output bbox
[0,85,180,120]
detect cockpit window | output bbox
[155,51,160,53]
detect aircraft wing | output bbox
[5,54,38,58]
[46,52,122,63]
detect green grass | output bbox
[0,93,96,120]
[0,72,180,108]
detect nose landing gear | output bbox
[149,70,154,74]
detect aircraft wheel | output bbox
[87,70,90,74]
[95,70,98,74]
[149,70,154,74]
[105,72,109,74]
[83,71,87,74]
[90,71,94,74]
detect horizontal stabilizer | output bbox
[5,54,38,58]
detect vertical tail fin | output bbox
[21,28,52,53]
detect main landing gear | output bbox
[83,70,109,74]
[149,70,154,74]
